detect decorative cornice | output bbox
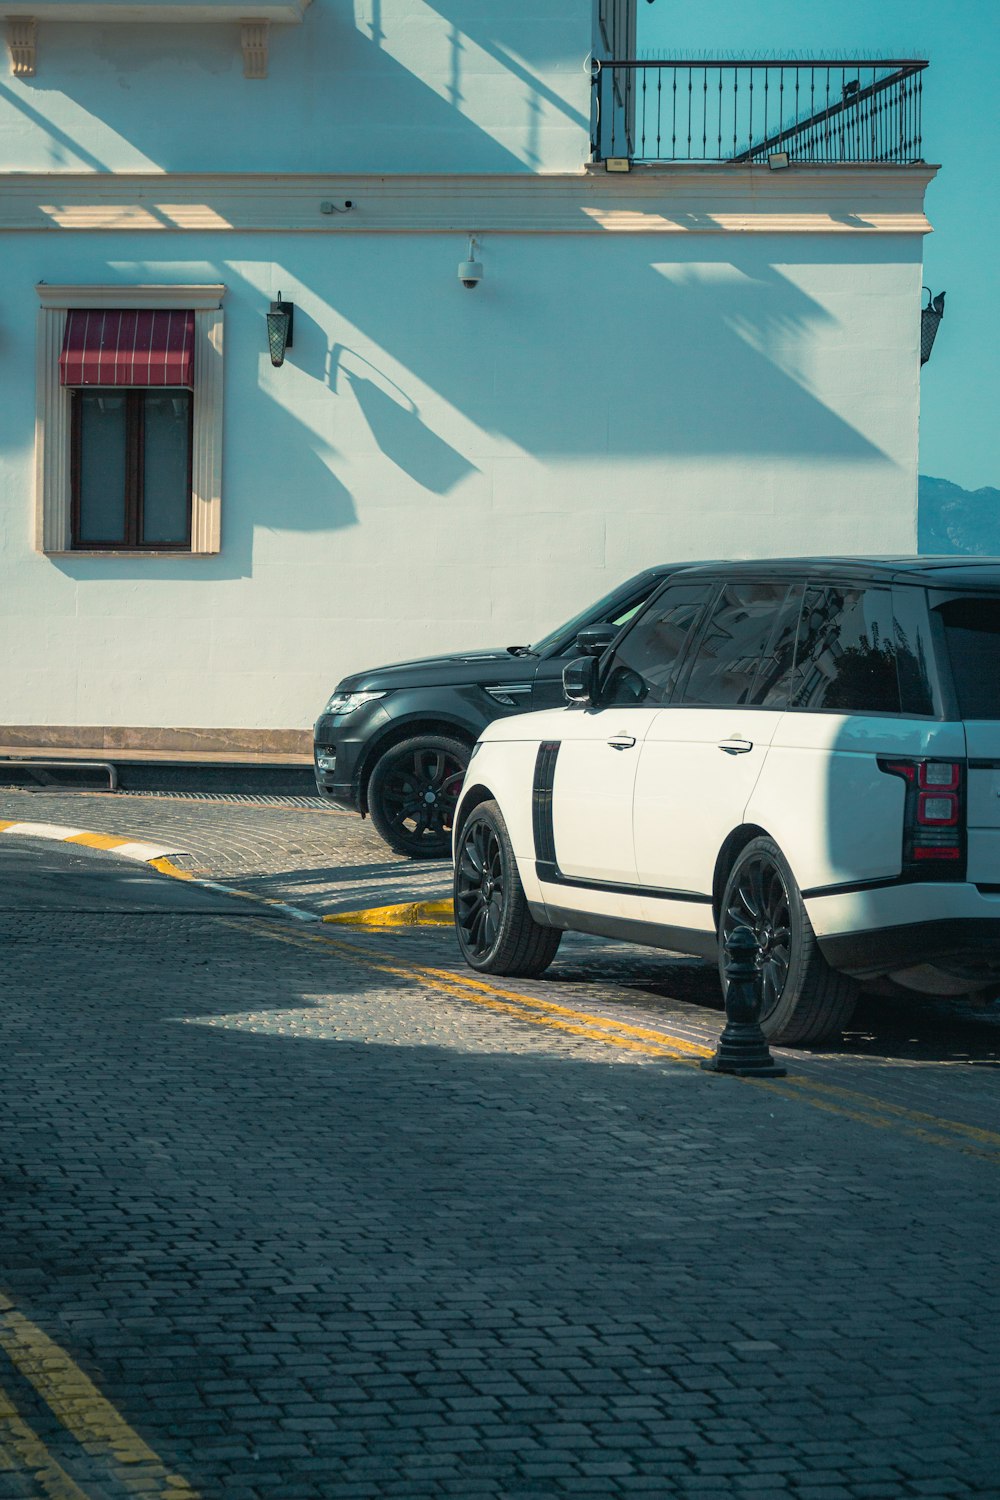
[0,0,308,19]
[2,168,937,235]
[6,14,35,74]
[240,18,268,78]
[36,282,227,307]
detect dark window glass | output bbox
[76,394,127,544]
[790,586,900,713]
[752,585,803,708]
[142,394,192,544]
[72,388,192,550]
[938,596,1000,718]
[602,584,713,708]
[892,587,935,717]
[680,583,796,708]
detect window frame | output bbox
[34,284,225,557]
[70,387,194,552]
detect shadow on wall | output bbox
[331,346,479,495]
[918,475,1000,554]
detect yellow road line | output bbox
[0,1386,90,1500]
[0,1297,199,1499]
[247,921,1000,1166]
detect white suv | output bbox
[451,559,1000,1044]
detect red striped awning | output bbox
[59,308,195,388]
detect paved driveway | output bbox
[0,814,998,1498]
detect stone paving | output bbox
[0,833,999,1498]
[0,786,449,915]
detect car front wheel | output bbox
[367,734,469,858]
[719,835,858,1046]
[454,800,561,976]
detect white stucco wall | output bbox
[0,222,923,731]
[0,0,592,173]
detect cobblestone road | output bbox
[0,825,998,1499]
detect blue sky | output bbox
[639,0,999,492]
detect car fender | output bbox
[455,738,545,905]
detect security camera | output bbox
[458,259,483,289]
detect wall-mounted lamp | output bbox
[768,151,790,170]
[921,286,946,366]
[266,292,294,367]
[458,236,483,290]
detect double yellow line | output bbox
[252,921,1000,1169]
[0,1294,199,1499]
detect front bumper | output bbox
[313,703,392,811]
[807,882,1000,977]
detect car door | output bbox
[546,583,714,886]
[633,581,802,905]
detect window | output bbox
[72,390,193,549]
[35,285,225,556]
[790,586,900,714]
[602,584,714,707]
[678,583,800,708]
[938,595,1000,719]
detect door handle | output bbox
[607,734,637,751]
[718,738,754,755]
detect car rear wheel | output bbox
[454,800,562,976]
[367,734,469,858]
[719,835,858,1046]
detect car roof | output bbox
[668,557,1000,590]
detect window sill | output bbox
[47,549,212,558]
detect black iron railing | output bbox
[592,60,927,165]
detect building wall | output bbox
[0,4,932,741]
[0,0,592,174]
[0,207,924,732]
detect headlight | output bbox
[322,690,387,716]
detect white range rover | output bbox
[451,558,1000,1045]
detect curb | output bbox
[0,818,191,875]
[323,898,454,928]
[0,819,451,928]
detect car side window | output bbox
[790,586,900,713]
[678,583,799,708]
[601,584,714,708]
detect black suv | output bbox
[313,566,679,857]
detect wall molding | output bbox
[3,168,937,235]
[34,284,226,557]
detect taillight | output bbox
[878,758,966,879]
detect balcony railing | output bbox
[592,60,927,166]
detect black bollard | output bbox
[701,924,787,1077]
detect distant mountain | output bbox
[918,474,1000,555]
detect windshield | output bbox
[529,575,657,656]
[938,595,1000,718]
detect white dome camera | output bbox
[458,236,483,289]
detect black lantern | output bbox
[266,292,294,367]
[920,286,946,366]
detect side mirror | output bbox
[563,655,599,706]
[575,622,618,656]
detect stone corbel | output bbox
[7,15,36,76]
[241,19,268,78]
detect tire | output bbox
[719,835,858,1046]
[454,800,562,977]
[367,734,470,858]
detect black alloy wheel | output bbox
[721,848,792,1026]
[718,835,858,1046]
[455,812,505,962]
[367,734,469,858]
[454,800,561,976]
